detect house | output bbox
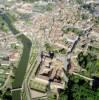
[0,60,10,66]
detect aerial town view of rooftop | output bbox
[0,0,99,100]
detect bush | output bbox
[76,0,83,4]
[62,27,82,35]
[81,14,88,20]
[45,43,53,51]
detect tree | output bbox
[48,93,56,100]
[3,88,12,100]
[77,52,98,75]
[71,78,98,100]
[0,90,2,98]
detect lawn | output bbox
[0,16,9,32]
[30,80,47,93]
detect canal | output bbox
[1,13,32,100]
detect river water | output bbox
[1,13,32,100]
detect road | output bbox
[23,57,38,100]
[72,72,93,81]
[11,88,22,92]
[64,36,80,69]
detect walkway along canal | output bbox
[1,13,32,100]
